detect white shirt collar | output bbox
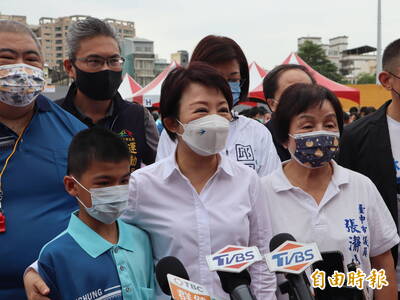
[161,152,234,181]
[270,160,350,192]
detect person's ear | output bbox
[64,175,78,197]
[164,117,182,135]
[378,71,392,91]
[64,59,76,80]
[266,99,274,112]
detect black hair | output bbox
[160,62,233,141]
[67,127,130,178]
[382,38,400,72]
[349,106,359,114]
[190,35,249,103]
[263,64,316,99]
[274,83,344,145]
[343,112,350,122]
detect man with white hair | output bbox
[0,20,86,299]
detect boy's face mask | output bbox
[288,130,340,168]
[72,177,129,224]
[0,63,45,107]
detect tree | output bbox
[356,72,376,84]
[298,41,343,82]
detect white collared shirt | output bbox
[122,153,276,300]
[156,115,281,176]
[261,161,400,300]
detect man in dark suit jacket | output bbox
[339,38,400,296]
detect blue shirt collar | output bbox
[67,211,135,258]
[35,95,52,112]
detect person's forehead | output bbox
[279,69,312,85]
[75,35,120,57]
[296,101,336,119]
[180,82,225,105]
[0,31,40,54]
[213,59,240,76]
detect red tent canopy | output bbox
[282,53,360,104]
[248,61,267,101]
[133,61,178,107]
[118,74,142,100]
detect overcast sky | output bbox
[2,0,398,69]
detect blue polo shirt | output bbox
[38,212,155,300]
[0,95,86,299]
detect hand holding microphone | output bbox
[266,233,318,300]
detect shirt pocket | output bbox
[139,287,155,300]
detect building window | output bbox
[55,26,61,31]
[55,33,62,37]
[56,47,62,51]
[55,40,62,44]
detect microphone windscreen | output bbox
[155,256,190,295]
[269,233,296,252]
[216,270,251,294]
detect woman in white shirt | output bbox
[156,35,280,176]
[122,62,276,300]
[261,83,399,300]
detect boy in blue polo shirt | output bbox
[37,127,155,300]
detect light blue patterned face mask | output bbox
[0,63,45,107]
[228,81,241,105]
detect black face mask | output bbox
[74,65,122,101]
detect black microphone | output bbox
[312,251,365,300]
[269,233,315,300]
[217,269,256,300]
[155,256,190,298]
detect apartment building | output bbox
[38,15,135,68]
[0,12,27,24]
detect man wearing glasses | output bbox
[58,17,158,172]
[339,38,400,298]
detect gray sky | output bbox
[2,0,398,69]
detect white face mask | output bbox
[0,63,45,107]
[177,114,230,156]
[72,177,129,224]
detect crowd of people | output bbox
[1,16,400,300]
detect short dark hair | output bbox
[263,64,316,99]
[190,35,249,103]
[67,17,119,60]
[274,83,344,145]
[160,62,233,141]
[349,106,358,114]
[383,38,400,72]
[67,127,130,178]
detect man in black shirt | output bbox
[57,17,158,171]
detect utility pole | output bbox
[376,0,382,84]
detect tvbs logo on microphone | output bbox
[265,241,322,274]
[206,245,262,273]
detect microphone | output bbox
[155,256,190,297]
[269,233,315,300]
[217,269,256,300]
[312,251,365,300]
